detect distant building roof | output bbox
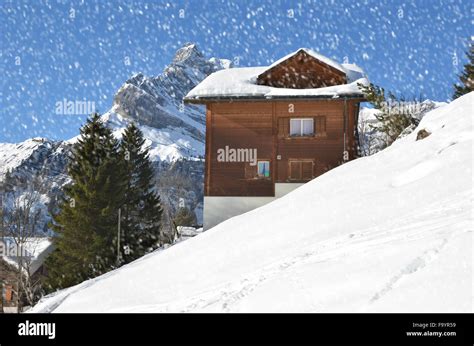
[1,237,53,275]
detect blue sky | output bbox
[1,0,471,142]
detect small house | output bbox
[0,237,53,312]
[184,48,368,229]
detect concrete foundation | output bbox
[203,183,304,230]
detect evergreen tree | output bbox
[119,122,163,263]
[45,113,126,290]
[453,44,474,99]
[358,82,417,146]
[173,207,197,228]
[358,82,387,109]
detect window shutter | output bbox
[302,161,313,180]
[289,161,302,180]
[5,285,13,302]
[290,160,313,180]
[278,118,289,138]
[315,116,326,136]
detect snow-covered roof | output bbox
[185,66,368,101]
[341,63,367,82]
[1,237,53,275]
[185,49,368,102]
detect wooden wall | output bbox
[204,99,360,197]
[206,103,274,196]
[256,50,346,89]
[275,100,344,182]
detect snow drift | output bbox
[31,93,473,313]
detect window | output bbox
[245,160,271,179]
[289,160,314,180]
[290,118,314,136]
[2,284,13,302]
[257,161,270,178]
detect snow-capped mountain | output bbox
[0,138,70,235]
[0,43,231,231]
[31,92,473,313]
[0,138,69,181]
[81,42,232,162]
[108,43,231,159]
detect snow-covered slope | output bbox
[31,93,473,313]
[0,138,68,180]
[0,139,43,178]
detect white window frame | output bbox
[257,160,270,178]
[290,118,314,137]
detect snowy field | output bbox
[31,93,473,313]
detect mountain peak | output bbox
[172,42,204,65]
[125,72,146,86]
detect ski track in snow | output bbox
[369,238,449,304]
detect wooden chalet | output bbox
[184,48,368,229]
[0,237,53,312]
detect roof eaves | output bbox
[184,93,366,104]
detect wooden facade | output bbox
[204,98,362,197]
[185,49,366,201]
[257,50,347,89]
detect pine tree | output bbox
[119,122,163,263]
[453,44,474,99]
[357,82,387,109]
[358,82,417,146]
[45,113,126,290]
[173,207,197,228]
